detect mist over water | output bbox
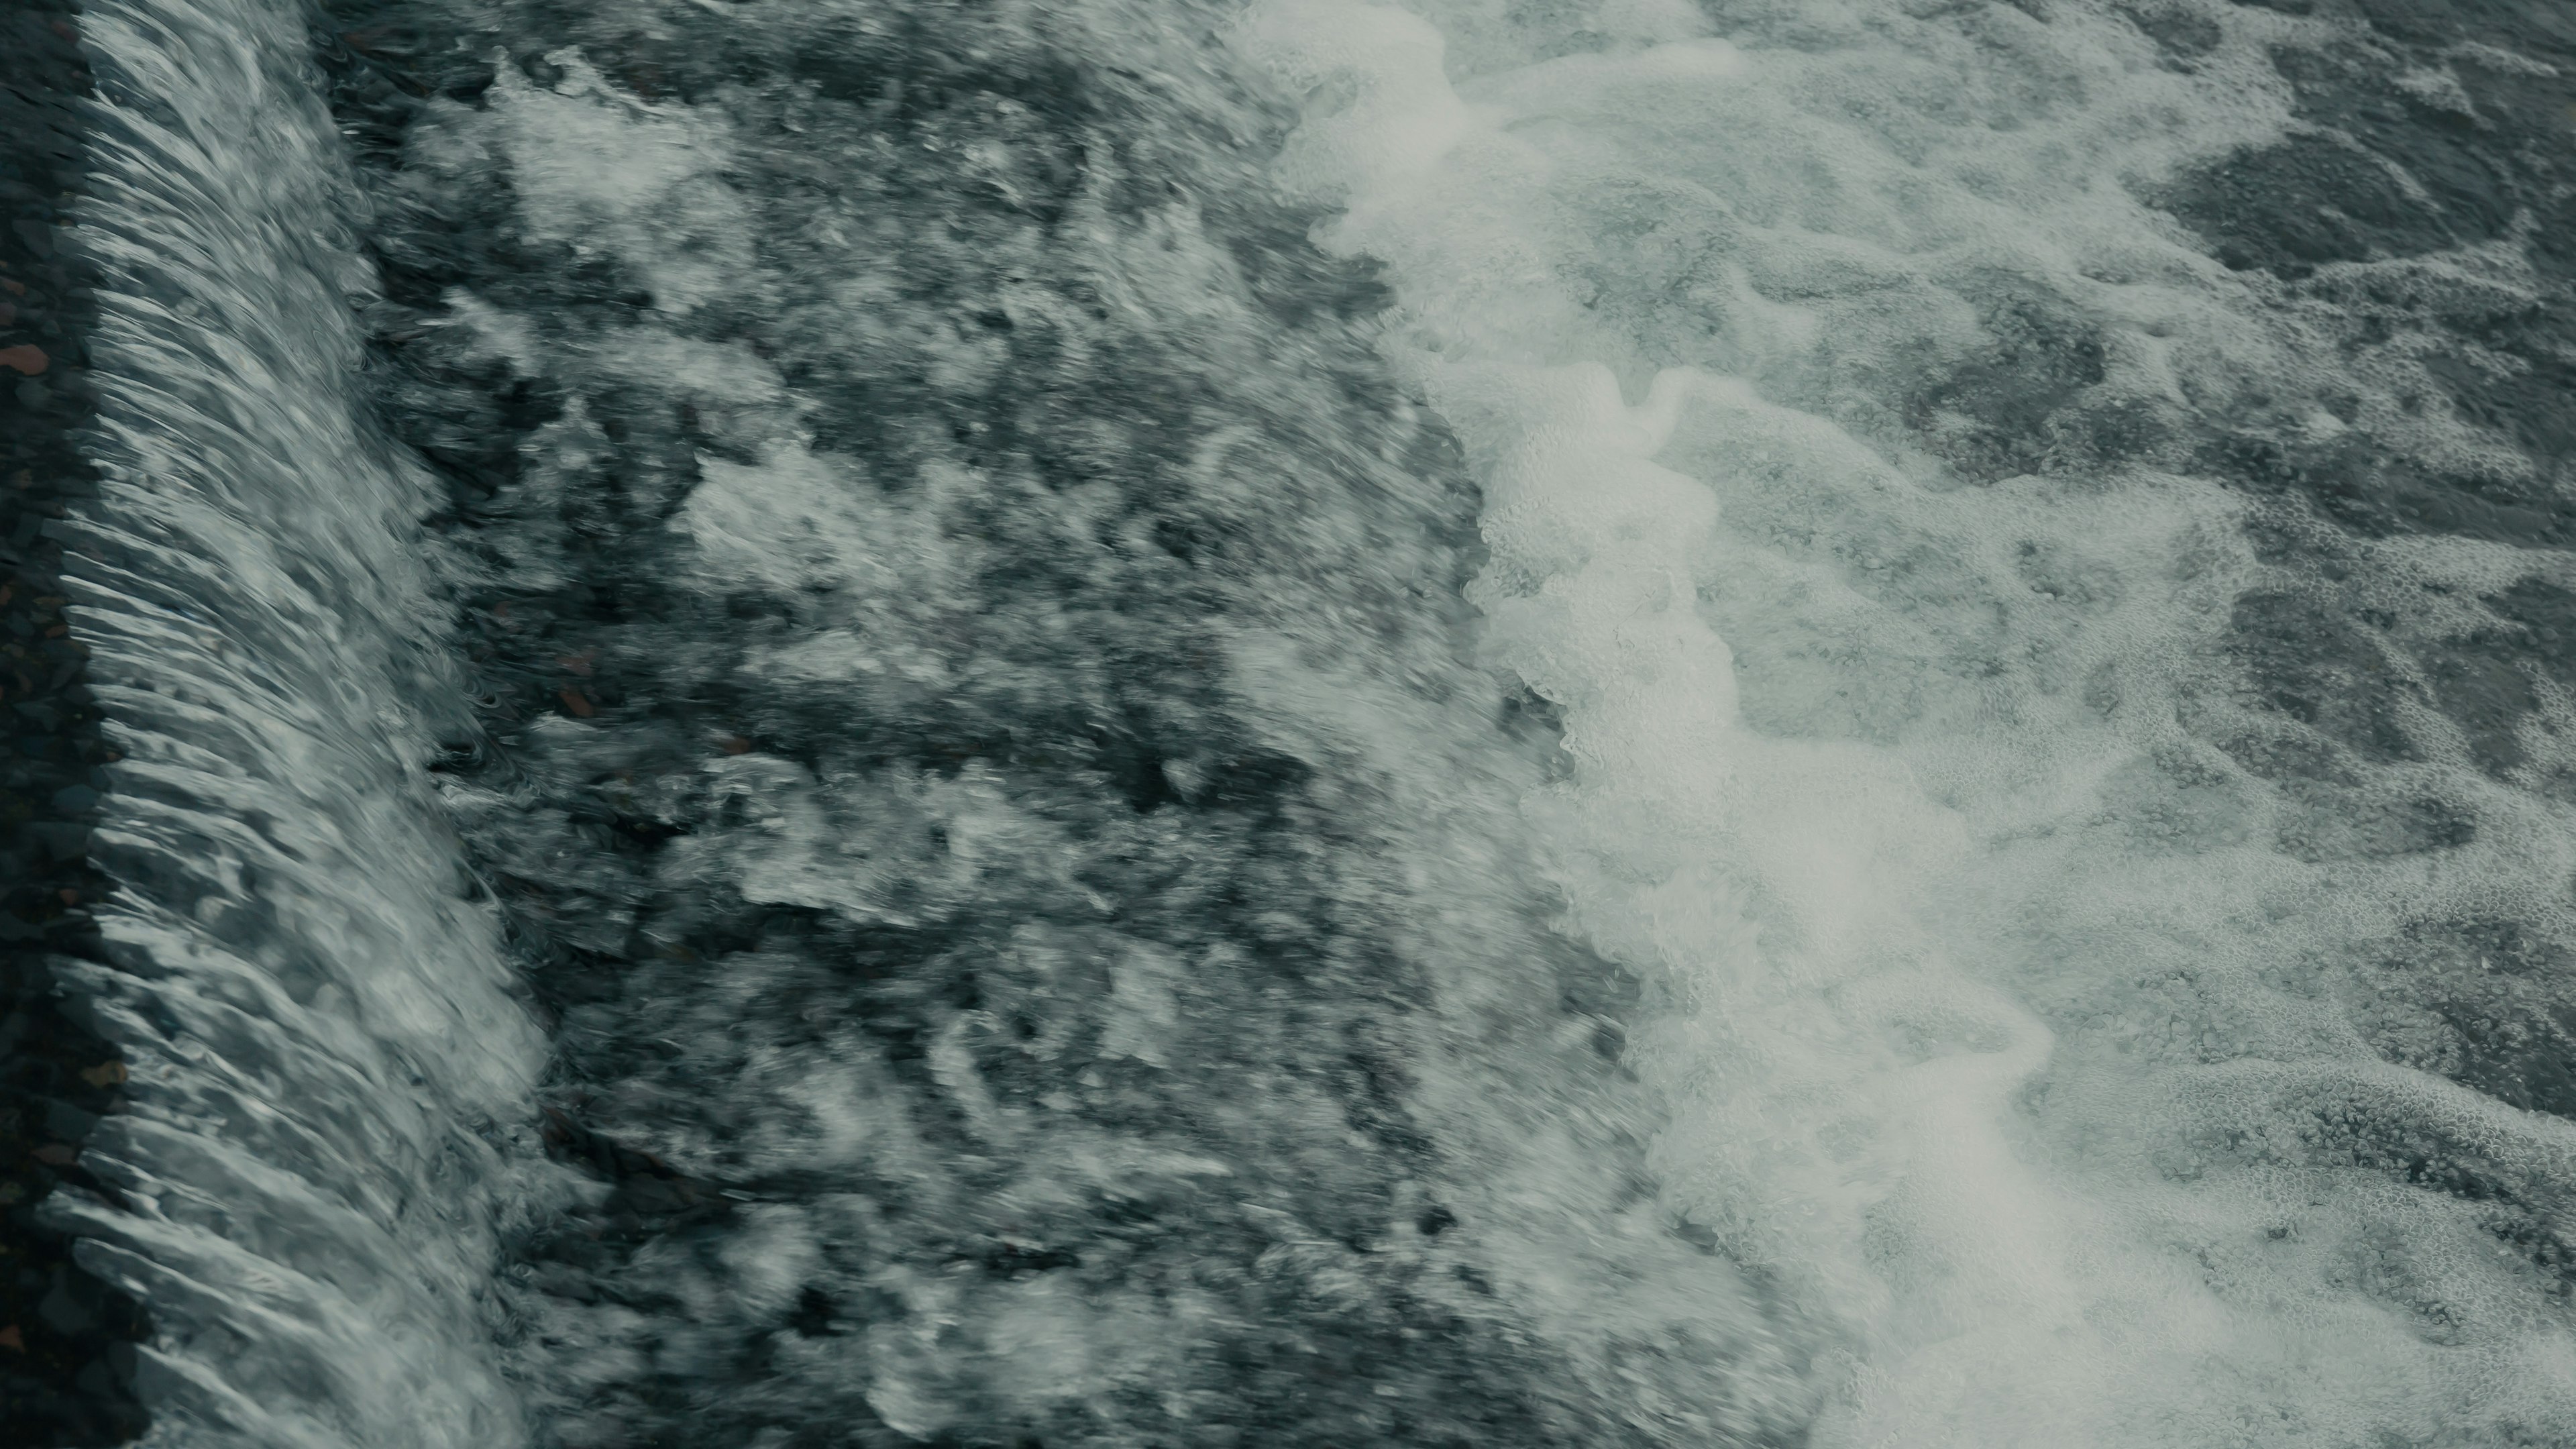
[15,0,2576,1446]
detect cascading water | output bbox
[36,1,545,1444]
[7,1,2576,1446]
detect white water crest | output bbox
[42,1,545,1444]
[1243,1,2576,1446]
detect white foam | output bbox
[1246,1,2576,1442]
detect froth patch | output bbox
[1252,0,2576,1443]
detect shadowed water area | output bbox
[11,1,2576,1446]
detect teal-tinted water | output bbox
[18,1,2576,1445]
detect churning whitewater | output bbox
[11,0,2576,1446]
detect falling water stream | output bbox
[9,1,2576,1446]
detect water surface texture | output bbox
[15,1,2576,1446]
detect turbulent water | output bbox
[13,0,2576,1445]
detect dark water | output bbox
[0,5,150,1443]
[9,1,2576,1446]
